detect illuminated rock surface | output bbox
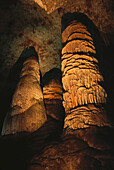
[1,50,47,135]
[61,17,111,129]
[42,68,64,121]
[0,0,114,170]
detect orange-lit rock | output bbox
[28,14,113,170]
[0,11,113,170]
[28,126,114,170]
[34,0,45,9]
[42,68,64,121]
[33,0,68,14]
[61,15,111,129]
[1,54,47,135]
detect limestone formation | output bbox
[61,19,111,129]
[1,54,47,135]
[0,0,113,168]
[34,0,68,14]
[28,126,114,170]
[27,16,113,170]
[42,68,64,121]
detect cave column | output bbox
[61,18,111,132]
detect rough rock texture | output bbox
[61,14,111,130]
[27,13,113,170]
[1,47,47,135]
[34,0,68,14]
[0,0,114,170]
[0,66,64,170]
[28,127,114,170]
[0,0,114,129]
[42,68,64,121]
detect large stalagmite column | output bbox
[1,54,47,135]
[61,17,111,130]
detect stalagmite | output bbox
[42,68,64,121]
[1,54,47,135]
[61,19,111,129]
[9,14,113,170]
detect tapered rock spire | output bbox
[1,48,47,135]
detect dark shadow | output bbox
[42,68,62,87]
[61,12,114,124]
[0,46,39,133]
[0,115,63,170]
[0,0,19,9]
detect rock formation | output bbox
[42,68,64,121]
[33,0,68,14]
[0,65,65,170]
[0,0,114,170]
[27,14,114,170]
[1,48,47,135]
[61,13,111,130]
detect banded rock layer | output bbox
[43,68,64,121]
[61,20,110,129]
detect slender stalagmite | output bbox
[61,20,111,130]
[43,68,64,122]
[1,54,47,135]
